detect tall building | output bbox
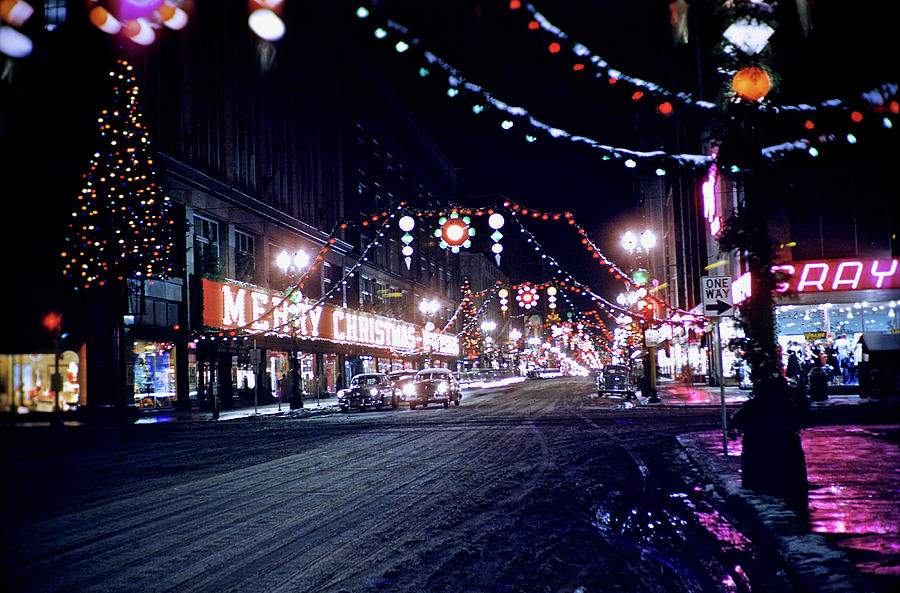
[0,1,491,415]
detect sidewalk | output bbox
[646,377,866,408]
[676,396,900,593]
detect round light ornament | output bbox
[732,65,771,101]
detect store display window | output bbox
[132,341,177,408]
[0,350,84,413]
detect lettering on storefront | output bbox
[203,279,459,356]
[732,258,899,305]
[772,258,899,293]
[803,332,826,341]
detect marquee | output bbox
[203,279,460,356]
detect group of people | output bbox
[784,333,859,386]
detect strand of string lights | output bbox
[356,10,711,173]
[517,3,898,121]
[357,6,895,169]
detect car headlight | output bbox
[437,381,449,394]
[369,387,379,396]
[404,384,416,396]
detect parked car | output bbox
[596,365,636,399]
[407,368,461,409]
[337,373,398,412]
[388,370,418,403]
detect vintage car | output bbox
[337,373,398,412]
[406,368,461,409]
[596,364,636,399]
[388,370,418,402]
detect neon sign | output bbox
[701,155,720,236]
[204,279,460,356]
[773,258,898,293]
[731,258,898,304]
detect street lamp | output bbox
[419,298,441,367]
[620,229,659,403]
[276,249,310,275]
[274,248,311,410]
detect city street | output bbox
[0,376,859,593]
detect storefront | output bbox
[735,257,900,382]
[200,279,460,405]
[0,346,87,413]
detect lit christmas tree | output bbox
[61,58,175,289]
[458,276,483,360]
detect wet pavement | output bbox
[679,422,899,593]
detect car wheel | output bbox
[375,402,383,411]
[409,402,416,410]
[454,398,460,406]
[443,401,449,408]
[391,397,398,410]
[340,406,349,413]
[421,402,428,408]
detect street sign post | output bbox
[701,275,733,456]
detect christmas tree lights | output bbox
[62,59,175,289]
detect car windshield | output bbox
[350,375,382,387]
[415,371,450,382]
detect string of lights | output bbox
[357,5,895,171]
[516,2,898,124]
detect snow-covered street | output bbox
[1,376,889,592]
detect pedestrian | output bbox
[785,349,802,382]
[289,365,304,409]
[834,333,852,383]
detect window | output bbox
[235,229,256,282]
[193,215,220,278]
[44,0,66,30]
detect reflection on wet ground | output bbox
[693,424,900,583]
[803,425,900,580]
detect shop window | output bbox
[1,351,83,413]
[235,229,257,283]
[131,341,177,408]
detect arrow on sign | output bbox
[708,299,733,315]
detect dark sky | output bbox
[344,0,899,281]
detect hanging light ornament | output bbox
[498,288,509,313]
[547,286,557,309]
[399,215,415,270]
[248,0,285,41]
[516,285,539,310]
[488,212,505,266]
[435,211,473,253]
[732,65,771,102]
[86,0,188,46]
[0,0,34,58]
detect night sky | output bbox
[343,0,898,264]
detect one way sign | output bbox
[701,276,734,317]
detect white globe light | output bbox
[294,250,310,269]
[248,9,285,41]
[640,230,657,250]
[276,250,291,272]
[488,213,505,229]
[621,231,637,252]
[491,243,503,254]
[401,245,414,256]
[445,224,465,242]
[399,215,416,232]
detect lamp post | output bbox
[621,229,659,403]
[419,298,440,367]
[480,320,497,367]
[275,248,310,410]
